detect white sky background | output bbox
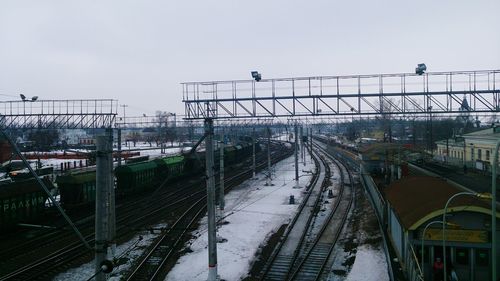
[1,0,499,116]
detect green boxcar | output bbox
[224,146,237,164]
[57,171,97,207]
[0,177,53,231]
[154,155,185,180]
[115,161,158,192]
[234,145,244,162]
[10,166,54,180]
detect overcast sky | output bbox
[1,0,499,117]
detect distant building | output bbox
[78,137,95,145]
[436,125,500,171]
[60,129,90,146]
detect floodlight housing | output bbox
[415,63,427,75]
[251,71,262,82]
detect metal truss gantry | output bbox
[0,98,118,267]
[115,115,280,129]
[182,70,500,120]
[0,99,117,129]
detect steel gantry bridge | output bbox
[182,69,500,119]
[0,98,117,281]
[182,69,500,281]
[0,99,117,129]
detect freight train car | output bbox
[114,161,158,193]
[154,155,186,180]
[57,171,97,207]
[9,166,54,180]
[224,146,237,164]
[0,177,54,232]
[125,155,150,164]
[56,140,262,208]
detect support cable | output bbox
[0,129,91,249]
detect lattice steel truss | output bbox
[182,70,500,120]
[115,115,279,128]
[0,99,117,129]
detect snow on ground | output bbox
[135,146,183,158]
[53,225,167,281]
[344,245,389,281]
[166,151,315,281]
[273,133,293,142]
[326,167,390,281]
[51,147,314,281]
[50,145,390,281]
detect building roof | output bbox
[435,138,464,147]
[384,176,499,230]
[435,127,500,146]
[359,143,402,160]
[465,127,497,136]
[464,127,500,143]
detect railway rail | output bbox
[124,142,293,281]
[0,142,291,281]
[259,147,324,281]
[260,141,356,281]
[289,142,355,281]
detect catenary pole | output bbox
[301,126,305,165]
[95,135,112,281]
[309,127,313,160]
[492,140,499,281]
[252,127,256,178]
[205,118,218,281]
[294,123,299,187]
[266,126,272,186]
[0,130,91,249]
[117,128,122,166]
[107,129,116,258]
[219,130,225,216]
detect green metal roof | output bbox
[224,146,236,152]
[115,161,158,174]
[57,171,96,184]
[155,155,184,166]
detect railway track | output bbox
[260,145,325,281]
[0,143,292,281]
[124,145,293,281]
[0,174,210,278]
[260,141,356,281]
[288,142,355,281]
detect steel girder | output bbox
[182,70,500,120]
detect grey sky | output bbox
[1,0,499,117]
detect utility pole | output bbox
[218,129,225,220]
[117,128,122,166]
[95,134,112,281]
[252,127,256,178]
[205,118,218,281]
[300,126,305,166]
[294,123,299,188]
[266,126,272,186]
[309,127,313,160]
[107,129,116,258]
